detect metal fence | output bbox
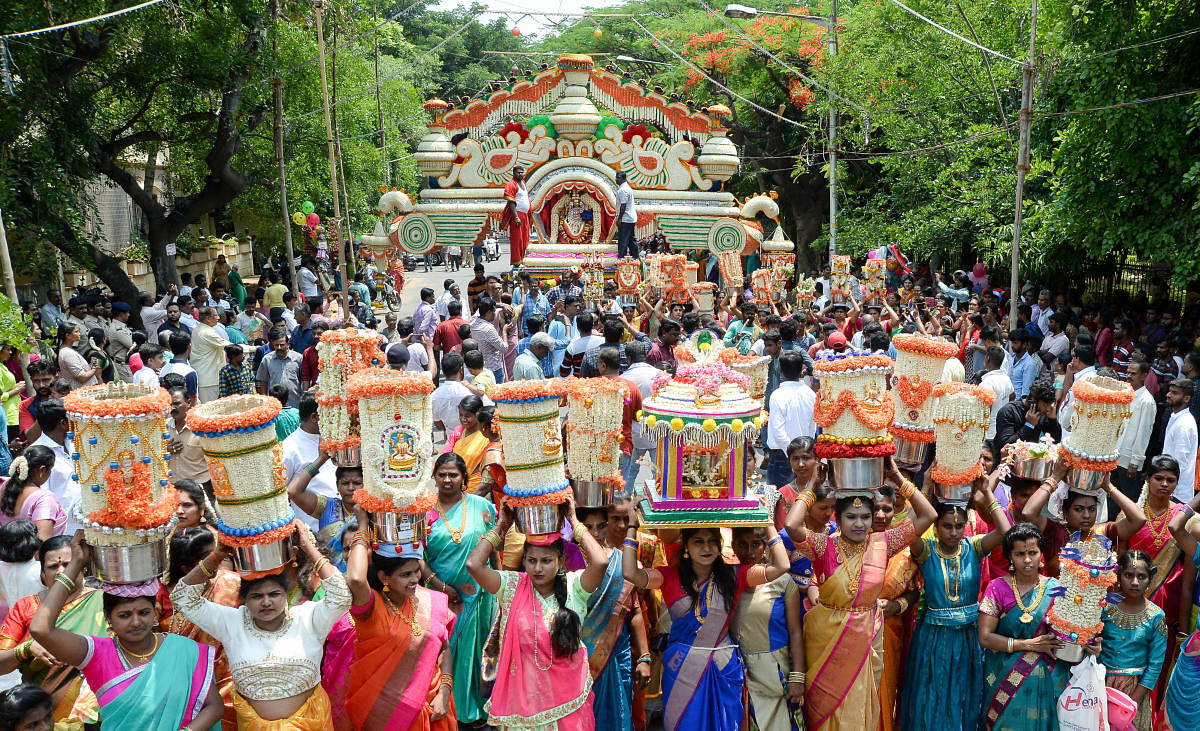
[1078,253,1184,306]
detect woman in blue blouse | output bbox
[1100,550,1168,731]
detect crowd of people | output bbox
[0,251,1195,731]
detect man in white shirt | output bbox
[431,352,474,440]
[765,352,816,487]
[614,170,638,259]
[32,399,79,531]
[979,346,1014,439]
[1040,311,1070,361]
[191,307,247,403]
[435,280,461,321]
[1113,360,1156,502]
[1163,378,1198,502]
[281,394,338,530]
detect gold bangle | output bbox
[14,641,31,664]
[482,530,502,550]
[896,597,909,614]
[798,491,816,507]
[198,560,216,579]
[898,480,917,499]
[312,557,330,574]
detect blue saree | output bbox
[582,550,636,731]
[900,536,986,731]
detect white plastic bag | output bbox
[1057,655,1108,730]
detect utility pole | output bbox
[314,1,347,297]
[1009,0,1037,329]
[827,0,838,264]
[271,0,298,294]
[373,4,388,186]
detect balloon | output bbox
[301,200,315,215]
[291,212,306,226]
[511,27,520,36]
[593,28,603,38]
[306,212,320,226]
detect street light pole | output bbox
[723,3,837,265]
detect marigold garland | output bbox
[814,389,896,430]
[812,353,894,374]
[345,367,436,398]
[218,520,297,548]
[563,376,627,399]
[930,462,984,487]
[1071,377,1135,406]
[88,481,178,529]
[353,488,436,514]
[673,345,696,364]
[489,379,566,403]
[319,435,361,452]
[892,333,958,359]
[889,424,936,443]
[718,349,765,365]
[1060,449,1119,473]
[894,375,934,409]
[188,395,282,434]
[63,383,171,418]
[1046,605,1105,645]
[931,382,997,406]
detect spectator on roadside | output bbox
[431,353,474,435]
[218,344,255,398]
[270,384,300,442]
[299,320,330,392]
[255,326,302,408]
[414,287,439,342]
[470,297,509,384]
[993,379,1061,463]
[435,280,461,321]
[1162,378,1198,502]
[433,300,468,354]
[132,344,165,387]
[159,332,198,403]
[647,317,681,373]
[979,346,1014,439]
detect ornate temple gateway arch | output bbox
[362,54,785,282]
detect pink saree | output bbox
[487,573,594,729]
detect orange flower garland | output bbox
[1046,605,1105,645]
[929,462,984,487]
[489,379,566,402]
[889,424,935,443]
[345,368,436,398]
[892,333,958,359]
[63,383,172,418]
[895,375,933,409]
[319,435,361,452]
[353,489,436,515]
[1060,451,1119,473]
[1071,378,1135,406]
[89,473,177,530]
[932,382,997,406]
[811,353,894,374]
[187,396,282,434]
[813,389,896,430]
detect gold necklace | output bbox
[1145,502,1172,549]
[934,541,962,603]
[435,498,467,543]
[837,538,867,596]
[693,579,715,624]
[117,633,160,664]
[384,591,422,637]
[1008,576,1046,624]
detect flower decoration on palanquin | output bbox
[489,378,566,403]
[931,382,997,406]
[672,363,750,396]
[63,383,171,418]
[622,124,652,144]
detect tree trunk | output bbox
[146,218,180,293]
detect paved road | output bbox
[391,246,512,319]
